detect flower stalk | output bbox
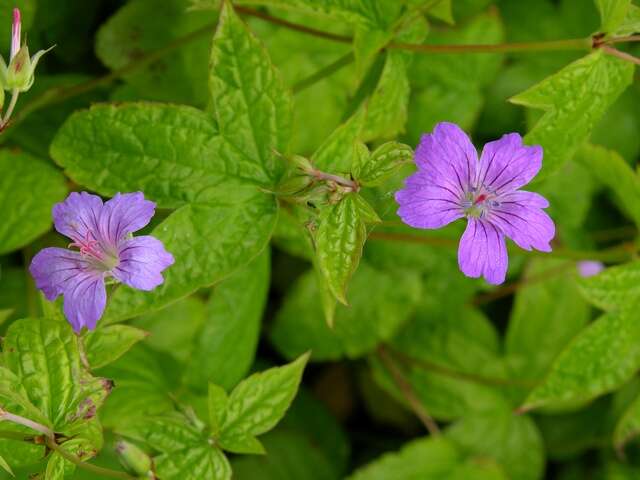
[0,408,54,438]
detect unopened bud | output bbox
[115,440,154,478]
[6,44,53,92]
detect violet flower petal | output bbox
[578,260,605,278]
[458,218,507,285]
[414,122,478,196]
[477,133,542,194]
[100,192,156,246]
[52,191,104,244]
[111,235,175,291]
[29,247,92,301]
[63,273,106,332]
[488,196,555,252]
[395,170,464,229]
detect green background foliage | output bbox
[0,0,639,478]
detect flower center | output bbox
[462,186,500,218]
[69,232,119,270]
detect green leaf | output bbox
[316,194,367,304]
[578,261,640,310]
[522,305,640,411]
[211,1,292,183]
[132,296,206,363]
[615,4,640,35]
[50,103,273,208]
[218,353,309,448]
[3,318,107,429]
[312,109,366,173]
[184,249,270,392]
[208,383,229,437]
[103,189,277,322]
[99,346,175,430]
[44,438,96,480]
[578,143,640,227]
[505,259,590,384]
[595,0,631,32]
[352,193,381,224]
[271,262,421,360]
[219,435,266,455]
[83,325,148,369]
[0,455,12,477]
[446,407,544,480]
[614,389,640,449]
[353,141,413,186]
[232,430,342,480]
[347,436,507,480]
[510,51,634,182]
[0,150,67,254]
[155,446,231,480]
[96,0,212,106]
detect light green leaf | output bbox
[352,193,381,224]
[44,438,96,480]
[446,408,544,480]
[96,0,212,106]
[615,4,640,35]
[271,262,421,360]
[119,413,205,453]
[3,318,107,429]
[595,0,631,32]
[0,366,48,427]
[219,434,266,455]
[155,446,231,480]
[184,249,270,392]
[578,261,640,310]
[312,109,366,173]
[208,383,229,437]
[50,103,273,208]
[361,51,410,142]
[83,325,148,369]
[510,51,634,182]
[578,143,640,227]
[218,353,309,448]
[0,455,12,477]
[614,389,640,449]
[353,27,392,80]
[353,141,413,187]
[103,189,277,322]
[522,305,640,411]
[505,259,590,384]
[348,436,507,480]
[0,150,67,254]
[316,194,367,304]
[211,1,292,183]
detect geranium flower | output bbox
[30,192,174,332]
[395,122,555,284]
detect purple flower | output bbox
[395,122,555,285]
[29,192,174,332]
[577,260,604,278]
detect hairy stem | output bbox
[377,346,440,435]
[45,437,137,480]
[0,410,53,438]
[311,169,359,191]
[602,45,640,65]
[1,89,19,127]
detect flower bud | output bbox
[5,44,53,92]
[115,440,155,478]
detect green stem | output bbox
[386,345,538,388]
[1,89,19,126]
[388,37,593,53]
[292,52,354,94]
[377,346,440,435]
[368,231,635,263]
[45,438,137,480]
